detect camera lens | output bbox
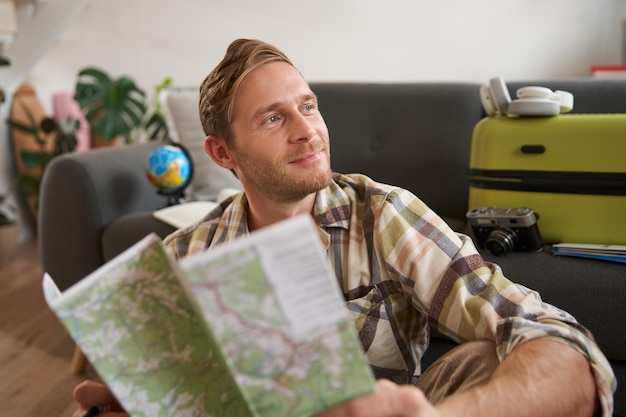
[485,228,517,257]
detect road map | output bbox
[44,215,375,417]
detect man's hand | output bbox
[314,379,441,417]
[72,380,128,417]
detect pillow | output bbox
[160,87,242,201]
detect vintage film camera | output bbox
[466,206,544,257]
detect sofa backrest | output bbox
[158,79,626,224]
[310,82,484,221]
[311,78,626,222]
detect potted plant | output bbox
[6,99,80,219]
[0,181,19,261]
[73,67,171,145]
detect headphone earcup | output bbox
[508,98,560,116]
[511,86,574,116]
[488,77,511,115]
[516,86,554,100]
[555,90,574,113]
[479,85,498,116]
[481,77,574,117]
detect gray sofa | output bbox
[39,78,626,415]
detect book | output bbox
[152,189,241,228]
[43,215,376,417]
[152,200,217,228]
[590,65,626,78]
[552,243,626,263]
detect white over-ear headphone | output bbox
[480,76,574,117]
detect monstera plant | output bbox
[74,67,170,144]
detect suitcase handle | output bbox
[520,145,546,154]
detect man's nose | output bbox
[288,112,316,142]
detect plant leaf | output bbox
[18,175,40,196]
[20,150,49,169]
[145,112,169,140]
[23,101,47,145]
[74,67,148,140]
[6,118,38,135]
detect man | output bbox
[73,38,614,417]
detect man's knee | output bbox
[415,340,499,404]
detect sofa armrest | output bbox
[38,142,169,291]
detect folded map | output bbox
[43,215,375,417]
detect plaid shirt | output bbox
[165,173,615,416]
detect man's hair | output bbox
[198,38,293,143]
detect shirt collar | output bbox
[312,176,352,230]
[230,175,352,236]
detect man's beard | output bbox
[235,145,332,203]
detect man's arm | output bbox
[437,339,597,417]
[315,339,598,417]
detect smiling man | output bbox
[72,38,614,417]
[203,58,333,230]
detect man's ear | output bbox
[204,135,236,170]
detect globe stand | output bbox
[159,189,187,207]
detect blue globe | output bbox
[145,144,193,194]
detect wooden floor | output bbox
[0,239,100,417]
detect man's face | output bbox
[227,61,332,203]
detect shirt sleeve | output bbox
[376,187,616,416]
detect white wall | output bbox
[2,0,626,238]
[23,0,626,89]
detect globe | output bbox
[145,144,193,204]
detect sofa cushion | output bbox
[102,212,177,261]
[160,87,242,201]
[310,83,484,222]
[480,248,625,361]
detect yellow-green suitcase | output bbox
[468,114,626,244]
